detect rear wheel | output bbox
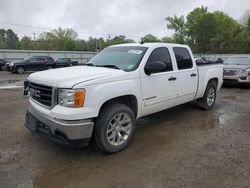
[16,66,24,74]
[197,81,217,110]
[94,103,136,153]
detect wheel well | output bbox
[99,95,138,117]
[208,78,218,89]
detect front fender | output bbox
[75,78,141,118]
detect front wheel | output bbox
[197,81,217,110]
[94,103,136,153]
[16,66,25,74]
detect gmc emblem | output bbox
[30,88,41,98]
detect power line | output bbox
[0,20,160,40]
[0,21,51,30]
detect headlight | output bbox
[58,89,85,108]
[10,62,14,66]
[242,69,250,75]
[247,69,250,75]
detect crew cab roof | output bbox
[110,42,190,49]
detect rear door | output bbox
[172,47,198,103]
[140,47,179,116]
[26,57,37,71]
[36,57,46,70]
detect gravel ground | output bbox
[0,71,250,188]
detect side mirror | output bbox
[144,61,167,75]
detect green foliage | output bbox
[0,29,19,49]
[165,15,186,44]
[166,6,250,53]
[142,34,160,42]
[18,36,32,50]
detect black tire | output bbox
[16,66,25,74]
[197,81,217,110]
[94,103,136,153]
[0,65,5,71]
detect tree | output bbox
[211,11,243,53]
[18,36,32,50]
[0,29,19,49]
[161,36,174,43]
[6,29,19,49]
[239,9,250,26]
[0,29,7,49]
[110,35,134,45]
[165,15,186,43]
[185,7,218,53]
[142,34,160,42]
[42,28,78,50]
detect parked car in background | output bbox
[0,59,9,71]
[55,58,78,68]
[223,57,250,86]
[7,56,56,74]
[24,43,223,153]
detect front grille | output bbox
[29,82,52,107]
[224,69,238,76]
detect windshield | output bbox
[87,46,148,71]
[224,57,250,65]
[24,57,32,61]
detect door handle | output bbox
[190,73,197,77]
[168,77,177,81]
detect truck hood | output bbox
[224,64,250,70]
[27,66,124,88]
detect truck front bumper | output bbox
[224,75,250,85]
[25,104,94,147]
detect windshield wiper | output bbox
[96,65,120,70]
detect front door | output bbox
[140,47,179,117]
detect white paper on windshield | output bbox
[128,49,142,54]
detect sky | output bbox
[0,0,249,41]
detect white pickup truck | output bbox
[24,43,223,153]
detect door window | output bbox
[146,47,173,73]
[173,47,193,70]
[36,57,46,62]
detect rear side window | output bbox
[173,47,193,70]
[36,57,46,62]
[47,57,55,62]
[147,47,173,72]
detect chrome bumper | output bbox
[25,104,94,147]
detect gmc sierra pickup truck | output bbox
[24,43,223,153]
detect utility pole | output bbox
[108,34,111,46]
[31,33,36,40]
